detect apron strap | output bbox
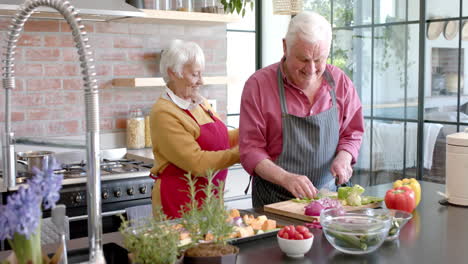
[244,175,252,195]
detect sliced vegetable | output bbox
[304,201,325,216]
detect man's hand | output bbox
[331,150,353,185]
[281,172,318,199]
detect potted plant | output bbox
[119,206,185,264]
[179,169,239,264]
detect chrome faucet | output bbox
[2,0,104,262]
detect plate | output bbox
[444,20,459,40]
[228,210,286,245]
[462,21,468,41]
[427,19,444,40]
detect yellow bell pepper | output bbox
[393,178,421,206]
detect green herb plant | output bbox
[219,0,253,17]
[119,206,182,264]
[179,169,234,246]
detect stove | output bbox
[2,148,155,239]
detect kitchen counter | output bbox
[237,181,467,264]
[2,181,465,263]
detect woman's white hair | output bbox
[285,11,332,50]
[160,39,205,84]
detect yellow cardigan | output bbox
[149,97,239,177]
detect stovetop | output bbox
[55,158,153,179]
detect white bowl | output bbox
[277,234,314,258]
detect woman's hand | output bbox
[330,150,353,185]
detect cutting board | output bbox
[264,200,383,222]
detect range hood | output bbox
[0,0,145,21]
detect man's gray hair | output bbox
[285,11,332,49]
[160,39,205,84]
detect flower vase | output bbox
[8,224,42,264]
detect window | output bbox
[303,0,468,186]
[226,6,257,128]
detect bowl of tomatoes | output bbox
[277,225,314,258]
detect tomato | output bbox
[303,232,313,239]
[286,229,296,238]
[278,229,285,238]
[294,233,304,240]
[296,225,308,235]
[282,232,289,239]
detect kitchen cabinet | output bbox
[113,76,228,87]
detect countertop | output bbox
[2,181,465,263]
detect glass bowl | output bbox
[277,234,314,258]
[320,208,392,255]
[385,209,413,241]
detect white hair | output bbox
[285,11,332,49]
[160,39,205,84]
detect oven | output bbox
[1,149,155,240]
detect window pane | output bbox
[426,0,459,19]
[227,4,255,31]
[374,24,418,119]
[423,123,456,184]
[366,120,406,185]
[353,119,372,187]
[227,32,256,114]
[375,0,417,24]
[334,0,372,27]
[425,20,465,122]
[303,0,331,22]
[332,28,372,116]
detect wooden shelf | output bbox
[113,76,228,87]
[117,9,240,24]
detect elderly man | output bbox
[239,11,364,207]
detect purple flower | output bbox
[5,186,41,238]
[30,158,63,209]
[0,157,63,239]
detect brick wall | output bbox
[0,18,227,137]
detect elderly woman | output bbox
[149,39,239,218]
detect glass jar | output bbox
[144,113,152,148]
[126,108,145,149]
[201,0,217,13]
[175,0,192,11]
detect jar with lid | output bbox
[127,108,145,149]
[144,112,152,148]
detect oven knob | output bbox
[114,189,122,198]
[102,190,109,200]
[139,186,147,194]
[127,188,134,196]
[74,194,83,203]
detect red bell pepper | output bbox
[384,186,416,213]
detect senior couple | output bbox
[149,11,365,218]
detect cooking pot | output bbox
[16,151,55,175]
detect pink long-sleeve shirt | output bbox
[239,61,364,175]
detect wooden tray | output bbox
[264,200,383,222]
